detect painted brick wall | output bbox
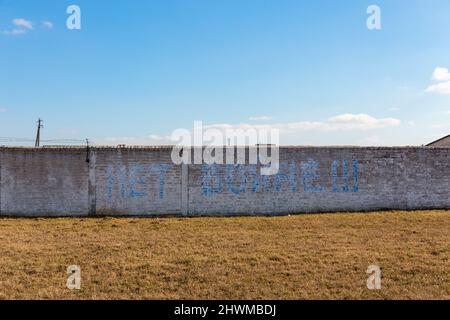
[94,148,182,216]
[189,147,450,215]
[0,146,449,216]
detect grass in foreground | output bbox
[0,210,449,300]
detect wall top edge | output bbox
[0,145,449,152]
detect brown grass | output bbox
[0,210,449,300]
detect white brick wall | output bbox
[0,146,449,216]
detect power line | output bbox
[0,119,89,147]
[0,137,35,142]
[0,137,87,146]
[42,139,86,143]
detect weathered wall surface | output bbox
[189,147,450,215]
[0,146,448,216]
[0,148,89,216]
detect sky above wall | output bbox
[1,0,450,146]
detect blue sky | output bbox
[1,0,450,146]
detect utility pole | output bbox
[35,118,43,147]
[85,138,90,163]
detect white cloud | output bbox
[317,113,400,130]
[148,134,171,141]
[42,21,53,29]
[3,29,28,35]
[427,67,450,94]
[94,114,401,146]
[205,113,401,133]
[2,18,34,36]
[12,18,33,30]
[432,67,450,81]
[426,81,450,94]
[0,108,7,112]
[94,134,173,146]
[249,116,272,121]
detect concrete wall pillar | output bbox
[181,163,189,216]
[88,150,96,215]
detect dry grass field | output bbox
[0,210,448,300]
